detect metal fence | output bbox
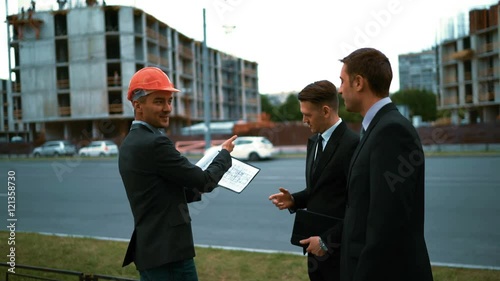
[0,263,137,281]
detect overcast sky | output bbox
[0,0,497,94]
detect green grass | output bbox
[0,232,499,281]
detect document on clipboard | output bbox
[196,149,260,193]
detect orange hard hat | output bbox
[127,67,179,101]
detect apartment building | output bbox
[398,48,439,94]
[2,2,259,143]
[1,74,27,142]
[438,1,500,124]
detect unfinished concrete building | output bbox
[3,3,260,144]
[438,1,500,124]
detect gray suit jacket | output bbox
[119,123,232,270]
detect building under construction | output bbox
[438,1,500,124]
[1,1,260,144]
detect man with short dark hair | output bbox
[269,80,359,281]
[338,48,433,281]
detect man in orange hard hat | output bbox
[119,67,237,281]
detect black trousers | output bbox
[307,251,340,281]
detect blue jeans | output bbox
[139,259,198,281]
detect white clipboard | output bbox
[196,149,260,193]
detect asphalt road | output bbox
[0,155,499,268]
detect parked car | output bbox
[10,136,24,143]
[33,140,76,157]
[78,140,118,157]
[204,136,276,161]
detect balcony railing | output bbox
[478,42,500,54]
[59,106,71,116]
[107,76,121,86]
[12,82,21,92]
[146,27,158,40]
[13,109,22,119]
[244,68,257,76]
[159,34,168,47]
[109,103,123,114]
[245,98,258,104]
[479,67,499,77]
[442,96,458,106]
[450,49,474,60]
[178,45,193,59]
[182,67,194,76]
[479,92,495,102]
[244,82,255,88]
[160,57,169,67]
[464,72,472,81]
[147,53,160,64]
[57,79,70,89]
[444,76,457,84]
[442,54,457,62]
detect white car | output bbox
[204,136,276,161]
[79,141,118,157]
[33,140,76,157]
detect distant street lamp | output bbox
[202,8,211,150]
[3,0,14,132]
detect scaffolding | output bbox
[8,13,44,40]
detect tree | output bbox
[260,94,295,122]
[390,89,437,121]
[275,93,302,121]
[260,94,363,123]
[260,94,275,117]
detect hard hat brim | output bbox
[157,87,180,93]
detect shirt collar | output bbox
[362,97,391,130]
[320,118,342,145]
[132,120,164,135]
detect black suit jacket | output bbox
[292,121,359,249]
[340,103,433,281]
[119,123,232,271]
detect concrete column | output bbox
[463,110,470,124]
[92,120,100,139]
[64,122,70,139]
[483,106,498,123]
[451,109,460,125]
[0,84,4,132]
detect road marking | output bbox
[37,232,130,242]
[35,232,302,254]
[431,262,500,271]
[195,244,303,256]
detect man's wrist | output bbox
[287,195,296,213]
[318,237,328,251]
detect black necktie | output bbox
[360,127,366,140]
[312,135,323,172]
